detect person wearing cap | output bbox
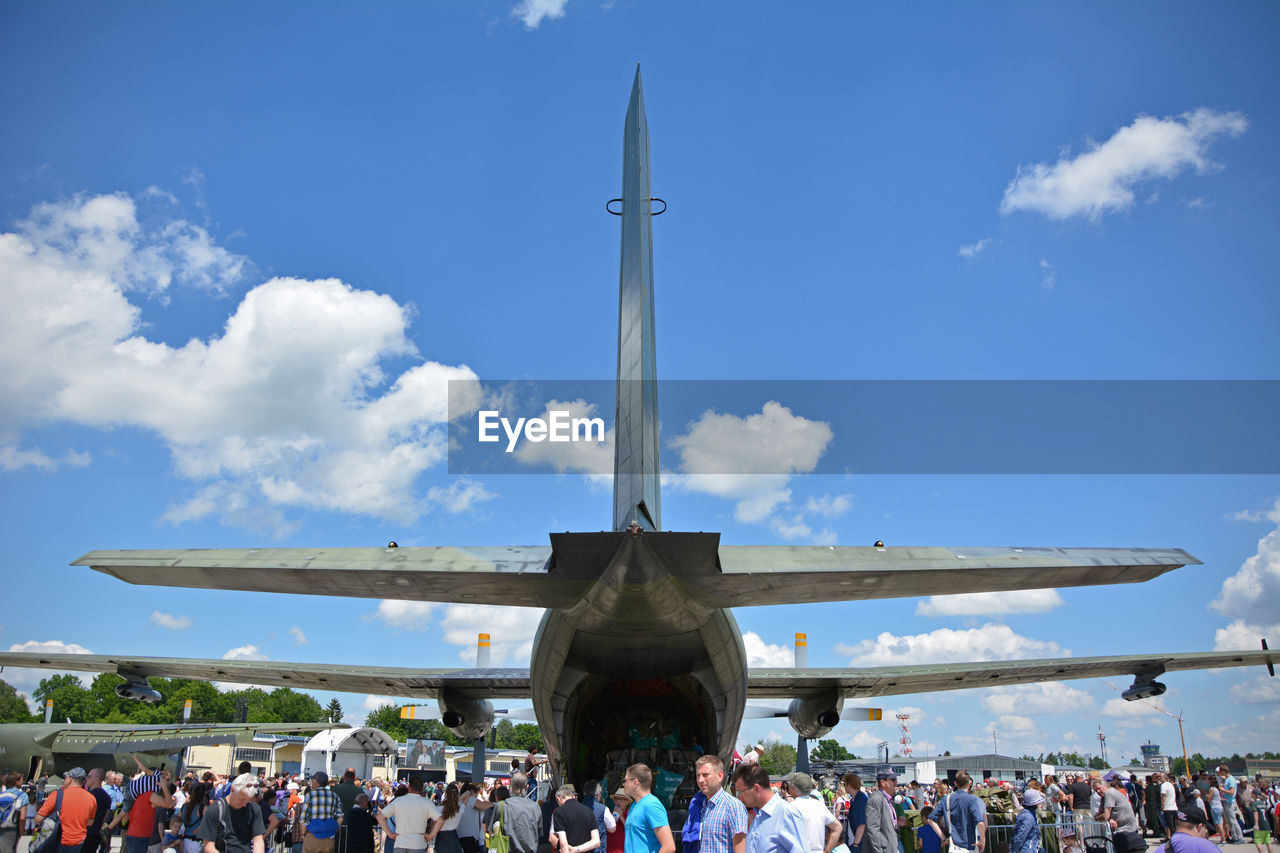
[1011,788,1043,853]
[1152,804,1218,853]
[730,763,806,853]
[553,784,600,853]
[36,767,97,853]
[693,756,746,853]
[863,772,902,853]
[929,772,985,853]
[741,746,765,767]
[606,786,630,853]
[199,774,265,853]
[299,771,343,853]
[781,774,839,853]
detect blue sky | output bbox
[1,0,1278,764]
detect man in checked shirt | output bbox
[300,771,344,853]
[694,757,747,853]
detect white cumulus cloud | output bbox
[440,604,543,666]
[366,600,437,631]
[217,644,269,690]
[0,192,483,529]
[670,402,843,541]
[835,623,1067,667]
[289,626,308,645]
[957,238,992,259]
[1100,696,1168,722]
[512,398,614,484]
[742,631,797,667]
[980,682,1093,716]
[149,611,192,630]
[222,644,268,661]
[1211,510,1280,654]
[3,640,95,701]
[513,0,568,29]
[916,589,1065,618]
[1228,674,1280,705]
[1000,108,1248,221]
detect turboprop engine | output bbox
[787,687,844,739]
[437,688,495,740]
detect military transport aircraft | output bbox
[0,721,342,779]
[0,68,1273,792]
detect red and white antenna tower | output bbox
[896,713,912,757]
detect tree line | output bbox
[1,675,546,753]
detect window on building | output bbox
[234,748,272,763]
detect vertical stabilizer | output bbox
[613,65,662,531]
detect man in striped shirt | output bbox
[300,772,343,853]
[695,756,747,853]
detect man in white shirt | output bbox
[1158,774,1177,843]
[781,774,840,853]
[376,777,442,853]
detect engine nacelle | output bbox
[116,679,163,704]
[787,688,844,739]
[437,688,495,740]
[1122,679,1167,701]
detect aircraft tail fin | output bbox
[612,65,662,532]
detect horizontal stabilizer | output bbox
[73,546,585,609]
[0,653,532,700]
[702,545,1197,607]
[746,648,1276,698]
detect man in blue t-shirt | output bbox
[622,765,674,853]
[930,773,986,853]
[840,775,868,853]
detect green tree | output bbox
[1129,757,1142,767]
[326,698,344,723]
[811,739,854,762]
[759,740,798,774]
[505,723,544,753]
[34,674,92,722]
[0,679,35,722]
[365,703,411,741]
[361,703,473,746]
[1088,756,1106,770]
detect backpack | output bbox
[29,789,64,853]
[0,790,22,828]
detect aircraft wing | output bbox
[745,648,1276,698]
[39,722,343,755]
[701,545,1197,607]
[72,546,576,608]
[0,653,532,699]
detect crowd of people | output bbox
[2,756,1278,853]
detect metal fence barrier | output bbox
[984,815,1113,853]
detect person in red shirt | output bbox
[36,768,98,853]
[113,770,175,853]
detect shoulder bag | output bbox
[487,801,509,853]
[29,789,65,853]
